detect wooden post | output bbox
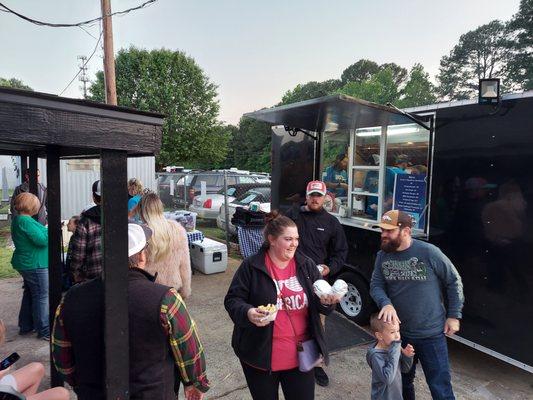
[101,0,117,106]
[101,149,129,399]
[46,146,63,387]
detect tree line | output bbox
[1,0,531,172]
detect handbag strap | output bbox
[267,261,301,347]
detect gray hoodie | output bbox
[366,341,413,400]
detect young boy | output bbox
[366,313,415,400]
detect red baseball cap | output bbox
[306,180,327,196]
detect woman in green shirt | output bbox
[11,192,49,340]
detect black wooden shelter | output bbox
[0,87,164,398]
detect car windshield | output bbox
[216,187,237,196]
[234,188,271,205]
[192,174,220,186]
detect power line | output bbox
[0,0,157,28]
[59,30,103,96]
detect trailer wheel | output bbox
[336,272,372,325]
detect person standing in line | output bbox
[52,224,209,400]
[370,210,464,400]
[138,192,192,299]
[10,192,49,340]
[284,180,348,387]
[10,169,47,225]
[67,180,102,283]
[127,178,144,219]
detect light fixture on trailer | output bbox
[479,78,500,105]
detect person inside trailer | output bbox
[383,154,410,212]
[323,153,349,198]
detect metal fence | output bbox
[156,170,271,252]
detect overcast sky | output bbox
[0,0,521,124]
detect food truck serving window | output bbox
[321,121,432,235]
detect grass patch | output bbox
[0,225,16,279]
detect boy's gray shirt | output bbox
[370,239,464,339]
[366,341,413,400]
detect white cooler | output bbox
[190,238,228,274]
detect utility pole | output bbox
[78,55,89,98]
[101,0,117,105]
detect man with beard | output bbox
[370,210,464,400]
[285,180,348,387]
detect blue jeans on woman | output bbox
[402,333,455,400]
[18,268,49,338]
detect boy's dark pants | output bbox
[402,333,455,400]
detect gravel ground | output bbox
[1,258,532,399]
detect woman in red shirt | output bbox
[225,212,338,400]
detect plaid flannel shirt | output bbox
[68,209,102,283]
[52,288,210,393]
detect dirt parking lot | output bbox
[1,257,532,399]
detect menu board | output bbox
[393,174,427,229]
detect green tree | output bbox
[507,0,533,90]
[280,79,342,105]
[89,47,226,167]
[337,67,400,105]
[379,62,408,86]
[437,20,514,100]
[341,59,380,84]
[228,117,271,172]
[0,77,32,90]
[397,64,437,108]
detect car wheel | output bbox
[336,272,372,325]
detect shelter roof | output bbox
[0,87,164,157]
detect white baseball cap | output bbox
[128,223,152,257]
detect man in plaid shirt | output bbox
[68,180,103,283]
[52,224,209,400]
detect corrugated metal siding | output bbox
[11,156,155,220]
[60,156,156,219]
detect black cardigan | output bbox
[224,247,334,371]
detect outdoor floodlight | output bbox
[479,78,500,105]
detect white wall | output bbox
[60,157,157,219]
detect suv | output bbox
[157,172,198,208]
[187,171,264,204]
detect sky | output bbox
[0,0,521,124]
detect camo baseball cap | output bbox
[376,210,413,230]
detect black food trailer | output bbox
[245,92,533,372]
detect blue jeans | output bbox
[402,334,455,400]
[18,268,49,337]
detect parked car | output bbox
[157,173,197,208]
[187,171,264,203]
[217,187,271,235]
[190,183,270,220]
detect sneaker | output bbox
[314,366,329,387]
[38,335,50,341]
[19,329,35,336]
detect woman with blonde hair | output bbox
[11,192,49,340]
[138,192,192,298]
